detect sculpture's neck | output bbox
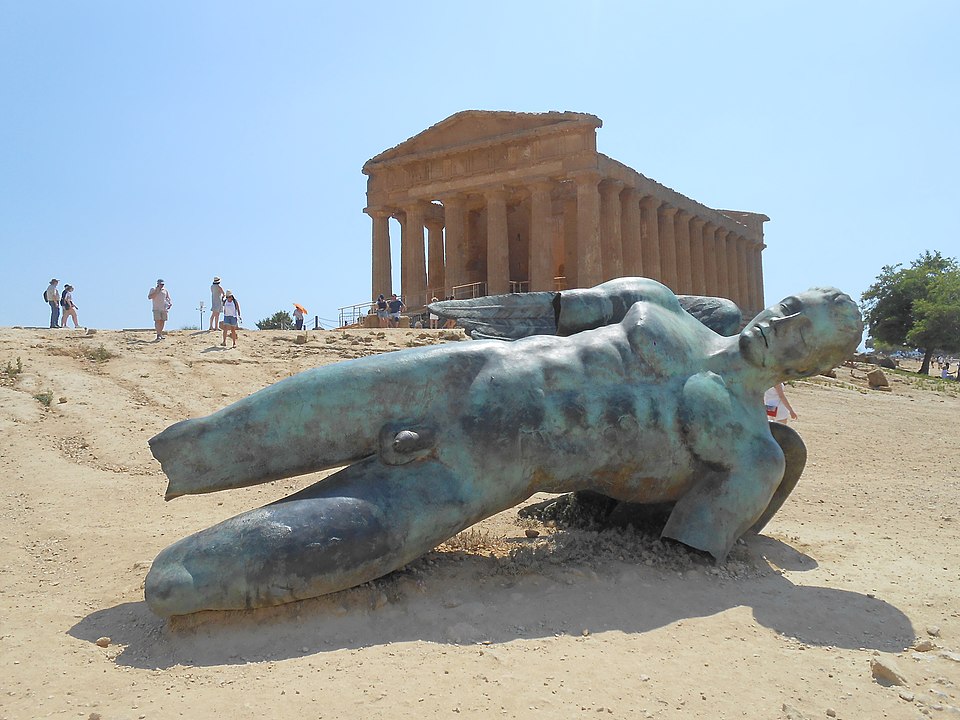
[704,339,785,394]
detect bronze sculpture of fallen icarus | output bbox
[144,278,862,617]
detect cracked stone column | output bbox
[689,217,706,296]
[600,179,625,281]
[529,180,555,292]
[741,237,757,314]
[485,188,510,295]
[563,197,578,289]
[401,202,427,309]
[701,222,717,297]
[574,170,602,288]
[441,195,465,297]
[657,204,679,292]
[620,187,642,277]
[715,228,730,301]
[728,233,743,310]
[674,210,692,294]
[426,217,445,301]
[366,206,393,300]
[753,241,766,312]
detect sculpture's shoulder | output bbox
[600,277,683,312]
[621,292,710,374]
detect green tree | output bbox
[861,251,960,374]
[256,310,294,330]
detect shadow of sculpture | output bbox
[69,526,911,670]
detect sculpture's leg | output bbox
[145,456,506,617]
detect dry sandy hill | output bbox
[1,326,958,719]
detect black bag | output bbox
[43,290,48,302]
[60,296,68,308]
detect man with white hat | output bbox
[44,278,61,328]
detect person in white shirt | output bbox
[148,279,172,341]
[220,290,241,348]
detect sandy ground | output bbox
[1,325,958,720]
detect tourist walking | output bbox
[148,279,172,341]
[44,278,61,328]
[60,284,79,328]
[209,277,225,332]
[764,382,798,423]
[221,290,241,348]
[293,303,306,331]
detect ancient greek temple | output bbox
[363,111,768,317]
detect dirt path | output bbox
[1,328,958,719]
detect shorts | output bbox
[765,403,788,421]
[223,316,238,327]
[389,312,401,321]
[377,309,388,319]
[153,309,168,322]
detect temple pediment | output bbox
[365,110,601,166]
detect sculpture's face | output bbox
[740,289,862,378]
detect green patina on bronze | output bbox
[145,278,862,617]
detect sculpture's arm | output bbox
[665,371,786,560]
[662,437,785,561]
[558,278,742,336]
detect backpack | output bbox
[60,295,69,308]
[43,290,48,302]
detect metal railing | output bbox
[338,300,375,327]
[451,282,487,300]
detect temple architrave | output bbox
[363,111,769,317]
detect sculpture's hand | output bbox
[428,292,559,339]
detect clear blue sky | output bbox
[2,1,957,331]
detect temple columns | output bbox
[529,180,555,292]
[485,188,510,295]
[657,205,679,291]
[366,207,393,299]
[639,196,661,282]
[574,170,602,288]
[599,179,624,281]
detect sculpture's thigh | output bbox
[145,456,486,617]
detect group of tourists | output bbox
[372,292,458,330]
[374,293,406,328]
[145,276,240,346]
[43,279,79,329]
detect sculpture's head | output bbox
[740,288,863,378]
